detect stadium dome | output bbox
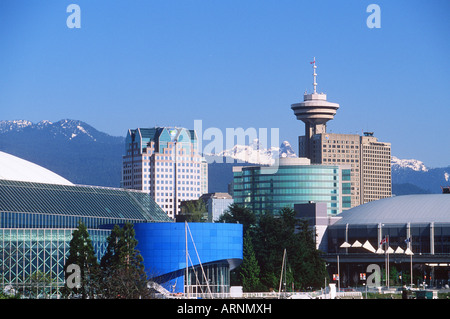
[0,151,73,185]
[333,194,450,225]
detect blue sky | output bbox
[0,0,449,167]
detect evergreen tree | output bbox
[100,223,150,299]
[240,229,261,292]
[251,207,328,291]
[218,203,256,234]
[292,219,328,290]
[62,220,100,299]
[253,208,298,291]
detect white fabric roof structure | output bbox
[351,240,362,248]
[0,151,73,186]
[362,240,376,253]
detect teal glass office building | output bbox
[232,158,352,216]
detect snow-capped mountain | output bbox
[391,156,450,194]
[391,156,428,172]
[0,119,105,141]
[0,119,124,187]
[279,141,296,158]
[0,120,34,132]
[211,139,297,165]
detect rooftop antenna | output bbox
[310,57,317,94]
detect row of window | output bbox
[0,211,140,229]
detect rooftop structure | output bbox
[0,151,73,186]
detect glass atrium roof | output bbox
[0,179,172,223]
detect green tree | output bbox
[218,203,256,234]
[253,208,298,291]
[100,223,150,299]
[240,229,262,292]
[219,204,257,286]
[184,199,208,222]
[62,220,100,299]
[251,207,328,291]
[291,219,328,290]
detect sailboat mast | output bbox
[185,221,189,298]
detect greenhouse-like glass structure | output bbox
[0,179,171,297]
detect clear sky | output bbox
[0,0,449,167]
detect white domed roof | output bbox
[333,194,450,225]
[0,151,73,185]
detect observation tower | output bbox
[291,58,340,157]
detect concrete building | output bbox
[360,132,392,204]
[122,127,208,219]
[292,59,391,207]
[200,192,234,222]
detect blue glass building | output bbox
[232,157,352,216]
[134,222,243,296]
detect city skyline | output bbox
[0,1,449,167]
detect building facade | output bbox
[122,127,208,219]
[134,222,243,297]
[360,132,392,204]
[232,157,351,217]
[323,193,450,288]
[200,193,234,222]
[298,132,391,207]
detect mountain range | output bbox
[0,119,448,195]
[0,119,125,187]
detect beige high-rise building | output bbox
[122,127,208,219]
[360,132,391,204]
[292,59,391,208]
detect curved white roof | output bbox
[0,151,73,186]
[333,194,450,225]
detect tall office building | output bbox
[122,127,208,218]
[359,132,392,204]
[292,59,391,207]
